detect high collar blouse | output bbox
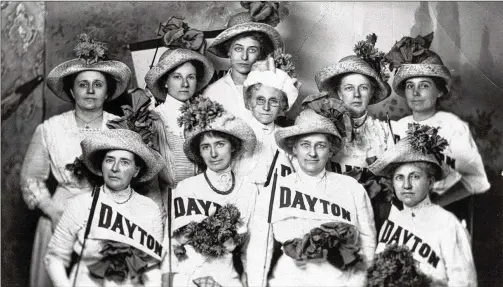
[375,196,477,286]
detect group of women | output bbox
[21,4,489,287]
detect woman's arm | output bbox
[441,216,477,286]
[44,197,85,286]
[20,125,63,229]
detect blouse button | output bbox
[412,213,415,217]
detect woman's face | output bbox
[249,85,284,125]
[71,70,108,111]
[292,133,333,176]
[404,77,442,115]
[228,36,261,75]
[102,150,140,191]
[199,133,234,172]
[393,163,433,207]
[337,73,373,118]
[165,62,198,102]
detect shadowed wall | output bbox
[2,2,502,286]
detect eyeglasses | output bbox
[255,97,280,107]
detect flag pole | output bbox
[261,169,278,287]
[72,186,101,287]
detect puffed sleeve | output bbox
[45,195,88,267]
[449,122,490,194]
[441,216,477,287]
[20,124,52,210]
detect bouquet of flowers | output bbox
[282,221,362,270]
[366,244,432,287]
[172,204,246,259]
[177,96,224,132]
[406,123,448,163]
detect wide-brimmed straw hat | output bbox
[179,96,257,163]
[315,55,392,105]
[243,56,299,111]
[386,32,451,97]
[144,48,215,101]
[81,129,164,183]
[275,108,342,155]
[47,34,131,102]
[368,123,447,180]
[208,9,285,58]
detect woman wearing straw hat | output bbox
[368,123,477,286]
[262,109,376,286]
[20,34,131,287]
[387,32,490,207]
[161,96,258,287]
[45,129,165,286]
[144,17,215,191]
[203,2,287,120]
[311,34,395,177]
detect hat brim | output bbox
[183,113,257,163]
[275,109,341,155]
[208,22,284,58]
[315,58,391,105]
[81,129,164,183]
[368,136,444,180]
[144,49,215,101]
[46,59,131,102]
[392,64,451,97]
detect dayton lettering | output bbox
[173,197,222,218]
[379,220,441,268]
[98,203,163,257]
[279,186,351,221]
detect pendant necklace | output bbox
[204,170,235,195]
[75,112,103,129]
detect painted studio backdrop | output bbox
[1,1,502,286]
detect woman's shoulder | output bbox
[131,189,161,212]
[326,171,362,186]
[43,110,75,127]
[175,173,206,194]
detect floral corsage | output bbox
[88,241,154,283]
[172,204,247,259]
[282,221,362,270]
[366,244,433,287]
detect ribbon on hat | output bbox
[160,16,207,54]
[353,33,390,82]
[405,122,448,164]
[385,32,435,72]
[240,1,289,27]
[74,33,109,64]
[302,92,353,141]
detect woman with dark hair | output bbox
[20,34,131,287]
[368,123,476,286]
[144,18,215,192]
[45,129,165,286]
[387,32,490,206]
[161,96,258,287]
[203,3,287,120]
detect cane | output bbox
[264,150,280,187]
[386,112,397,144]
[72,186,101,287]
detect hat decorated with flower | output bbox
[178,96,257,163]
[207,1,287,58]
[368,122,448,180]
[315,33,392,105]
[385,32,451,97]
[80,129,165,183]
[145,17,215,101]
[46,33,132,102]
[275,108,342,155]
[243,52,300,111]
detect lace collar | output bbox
[249,117,276,136]
[402,196,433,217]
[205,165,233,190]
[352,111,368,129]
